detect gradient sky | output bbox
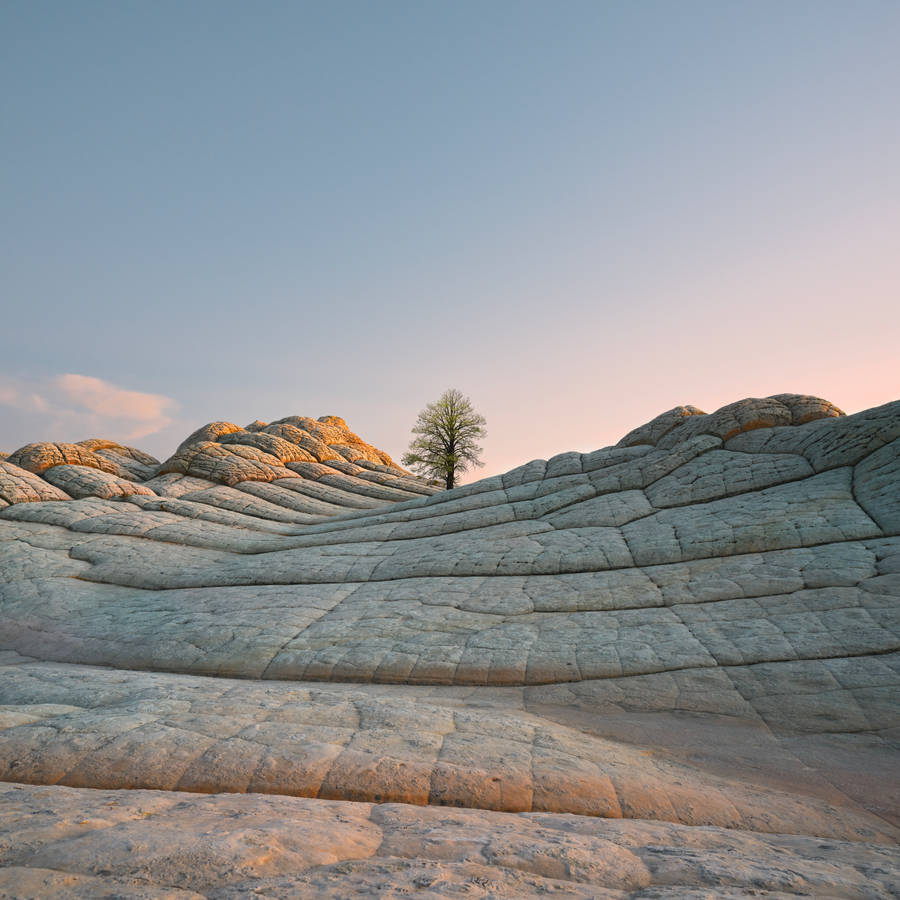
[2,1,898,480]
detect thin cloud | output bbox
[55,374,176,437]
[0,374,178,446]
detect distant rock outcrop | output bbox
[0,395,898,898]
[0,414,440,518]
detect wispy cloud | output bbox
[54,374,176,439]
[0,374,178,447]
[0,384,49,413]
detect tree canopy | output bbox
[402,389,487,490]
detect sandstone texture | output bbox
[0,395,898,897]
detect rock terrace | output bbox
[0,396,898,897]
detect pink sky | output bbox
[1,4,897,477]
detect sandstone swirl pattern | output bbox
[0,397,898,897]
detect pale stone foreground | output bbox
[0,397,898,897]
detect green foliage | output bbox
[402,388,487,490]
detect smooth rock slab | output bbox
[1,783,898,899]
[0,660,896,841]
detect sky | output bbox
[2,1,898,481]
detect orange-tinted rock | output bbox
[617,395,844,450]
[6,442,134,478]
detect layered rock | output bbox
[0,416,439,524]
[0,394,898,898]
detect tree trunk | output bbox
[446,440,455,490]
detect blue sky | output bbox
[2,1,898,477]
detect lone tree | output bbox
[402,388,487,490]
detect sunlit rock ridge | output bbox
[0,395,898,898]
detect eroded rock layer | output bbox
[1,395,898,897]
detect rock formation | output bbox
[0,396,898,897]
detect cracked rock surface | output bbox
[1,395,898,897]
